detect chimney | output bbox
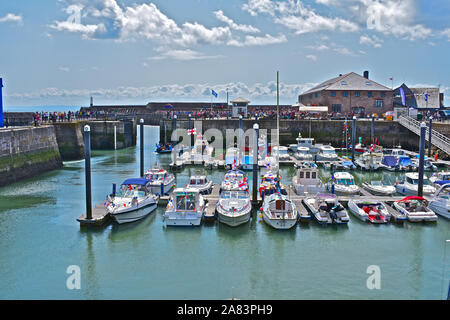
[363,71,369,79]
[339,74,343,77]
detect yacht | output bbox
[261,193,298,229]
[164,188,206,226]
[393,196,438,222]
[144,166,175,196]
[317,145,339,161]
[221,168,248,191]
[428,183,450,219]
[292,166,325,196]
[395,172,436,196]
[362,180,396,196]
[294,146,313,161]
[327,172,360,196]
[347,200,390,224]
[355,152,384,171]
[186,175,213,195]
[303,193,349,225]
[217,190,252,227]
[107,178,158,224]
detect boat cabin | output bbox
[188,176,210,187]
[333,172,355,186]
[404,173,432,186]
[145,169,169,182]
[319,145,337,155]
[296,168,319,185]
[118,178,150,198]
[297,137,316,150]
[173,188,199,211]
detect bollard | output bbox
[112,183,116,196]
[252,123,259,204]
[161,182,164,196]
[84,125,92,220]
[428,117,433,158]
[352,116,356,163]
[418,122,426,197]
[371,115,375,145]
[0,78,3,128]
[140,119,144,177]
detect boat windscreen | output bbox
[398,157,412,166]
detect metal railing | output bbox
[398,115,450,155]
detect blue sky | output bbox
[1,0,450,107]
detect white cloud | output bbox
[306,54,317,61]
[306,44,329,50]
[213,10,260,33]
[149,49,224,61]
[228,33,287,47]
[442,29,450,41]
[359,34,383,47]
[333,47,355,56]
[0,13,23,25]
[58,66,70,72]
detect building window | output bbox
[332,104,342,113]
[381,92,386,97]
[375,99,384,107]
[315,92,320,98]
[331,91,336,97]
[355,91,360,97]
[342,91,348,97]
[368,91,372,98]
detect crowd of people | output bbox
[32,110,98,124]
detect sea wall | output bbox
[0,126,62,187]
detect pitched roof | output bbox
[231,97,250,103]
[300,72,391,95]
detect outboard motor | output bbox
[330,206,338,221]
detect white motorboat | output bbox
[347,200,391,224]
[221,169,248,191]
[261,193,298,230]
[362,180,396,196]
[393,196,438,222]
[272,146,291,161]
[186,175,213,195]
[411,157,437,171]
[164,188,206,226]
[303,193,349,225]
[355,152,384,171]
[294,146,313,161]
[396,156,417,171]
[327,172,360,196]
[217,190,252,227]
[317,145,339,161]
[296,134,319,153]
[179,134,214,165]
[292,166,325,196]
[144,166,175,196]
[428,183,450,219]
[430,171,450,189]
[107,178,158,224]
[395,172,436,196]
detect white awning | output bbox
[299,106,328,112]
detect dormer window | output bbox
[366,81,372,86]
[341,81,347,85]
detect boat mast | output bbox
[276,71,280,174]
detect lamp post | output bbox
[352,116,357,163]
[140,119,144,177]
[418,122,426,197]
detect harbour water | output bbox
[0,126,449,299]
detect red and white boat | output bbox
[393,196,438,222]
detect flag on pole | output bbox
[389,77,393,81]
[188,128,197,135]
[424,93,429,102]
[211,89,218,98]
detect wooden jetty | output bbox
[77,202,110,227]
[204,184,221,220]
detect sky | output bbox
[1,0,450,107]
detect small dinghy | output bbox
[155,142,173,154]
[362,180,396,196]
[303,194,349,225]
[393,196,438,222]
[348,200,390,224]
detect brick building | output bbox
[298,71,393,116]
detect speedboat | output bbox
[395,172,436,196]
[362,180,396,196]
[186,175,213,195]
[347,200,391,224]
[292,166,325,196]
[272,146,291,161]
[355,152,384,171]
[393,196,438,222]
[106,178,158,224]
[382,155,398,171]
[397,156,416,171]
[221,169,248,191]
[429,171,450,187]
[217,190,252,227]
[144,166,175,196]
[303,193,349,225]
[412,157,437,172]
[294,147,313,161]
[327,172,360,196]
[164,188,206,226]
[428,183,450,219]
[317,145,339,161]
[155,142,173,154]
[261,192,298,230]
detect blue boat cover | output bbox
[342,161,353,167]
[398,156,412,166]
[382,156,397,167]
[434,180,450,186]
[122,178,150,186]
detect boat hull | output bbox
[218,209,251,227]
[262,212,297,229]
[164,213,203,226]
[111,203,157,224]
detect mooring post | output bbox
[371,115,375,145]
[0,78,4,128]
[352,116,356,163]
[252,123,259,204]
[114,125,117,150]
[172,115,177,144]
[428,116,433,158]
[188,113,192,147]
[239,115,243,164]
[418,122,426,197]
[112,183,116,196]
[160,182,164,196]
[84,125,92,220]
[140,118,144,177]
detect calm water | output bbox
[0,126,449,300]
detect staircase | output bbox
[398,115,450,155]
